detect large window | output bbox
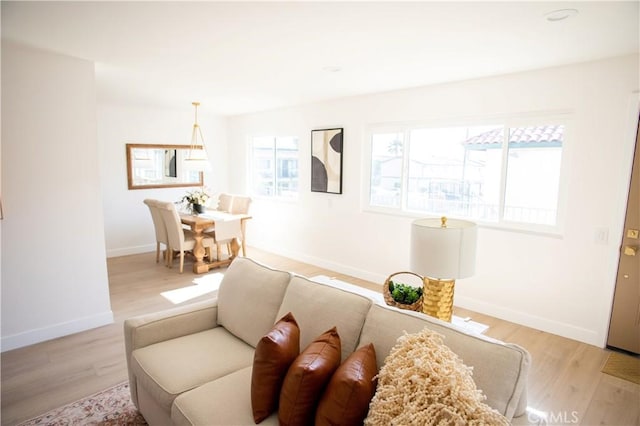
[368,121,565,228]
[370,132,404,208]
[251,136,299,199]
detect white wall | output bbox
[98,104,228,257]
[1,42,113,351]
[226,55,640,347]
[3,38,634,354]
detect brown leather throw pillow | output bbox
[251,312,300,423]
[278,327,342,426]
[315,343,378,426]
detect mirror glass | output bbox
[126,143,204,190]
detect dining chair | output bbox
[209,193,234,256]
[207,195,252,257]
[230,195,252,215]
[143,199,168,263]
[216,193,233,212]
[211,218,243,261]
[230,195,252,256]
[157,201,215,273]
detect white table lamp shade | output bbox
[410,218,477,279]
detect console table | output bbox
[310,275,488,335]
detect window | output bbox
[251,136,299,199]
[368,120,565,229]
[370,132,404,208]
[503,126,563,225]
[407,125,503,222]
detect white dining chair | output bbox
[207,194,251,257]
[230,195,251,256]
[230,195,252,215]
[157,201,215,273]
[143,199,168,264]
[211,218,243,261]
[217,193,233,212]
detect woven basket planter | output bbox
[382,271,424,312]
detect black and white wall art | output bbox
[311,128,343,194]
[164,149,177,178]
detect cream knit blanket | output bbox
[365,327,509,426]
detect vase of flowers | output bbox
[193,203,206,214]
[181,189,210,214]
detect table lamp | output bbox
[410,217,477,322]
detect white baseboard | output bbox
[454,295,601,347]
[1,310,114,352]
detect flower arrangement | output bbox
[181,189,210,205]
[180,189,210,213]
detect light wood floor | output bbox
[1,249,639,425]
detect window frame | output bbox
[363,113,571,235]
[249,135,300,201]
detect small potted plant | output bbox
[383,272,424,312]
[181,189,210,214]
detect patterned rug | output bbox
[17,382,147,426]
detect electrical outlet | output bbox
[595,228,609,244]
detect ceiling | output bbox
[2,1,639,116]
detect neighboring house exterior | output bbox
[371,125,564,225]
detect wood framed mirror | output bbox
[126,143,204,190]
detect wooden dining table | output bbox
[180,212,252,274]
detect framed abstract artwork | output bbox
[311,128,343,194]
[164,149,177,177]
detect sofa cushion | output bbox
[217,257,292,348]
[172,366,279,426]
[252,312,300,423]
[131,327,254,414]
[279,327,341,426]
[315,343,378,426]
[359,303,531,419]
[276,276,372,361]
[365,327,508,425]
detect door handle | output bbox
[624,245,638,256]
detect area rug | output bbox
[17,382,147,426]
[602,351,640,385]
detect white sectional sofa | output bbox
[124,257,531,425]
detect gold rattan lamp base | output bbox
[422,277,455,322]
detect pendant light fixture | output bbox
[183,101,211,171]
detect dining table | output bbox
[179,211,252,274]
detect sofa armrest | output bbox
[124,298,219,352]
[123,298,219,408]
